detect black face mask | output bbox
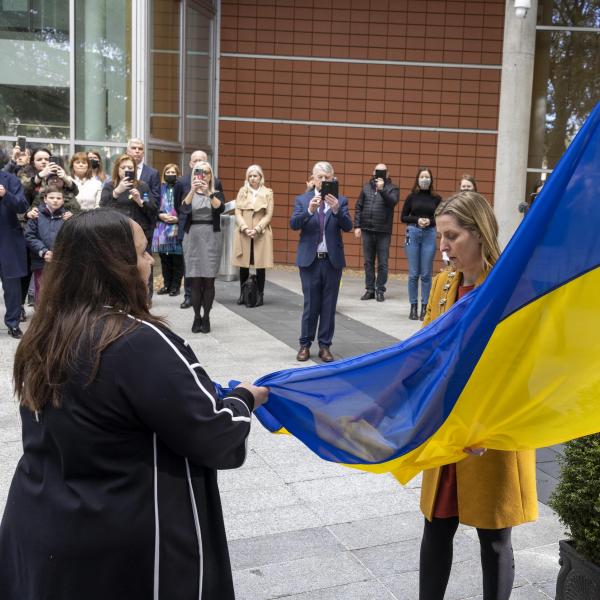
[90,159,100,169]
[164,175,177,185]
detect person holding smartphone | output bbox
[100,154,158,248]
[354,163,400,302]
[290,161,353,363]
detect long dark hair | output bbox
[14,209,165,412]
[411,166,440,197]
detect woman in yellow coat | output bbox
[232,165,274,306]
[419,191,538,600]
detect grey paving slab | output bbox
[277,580,397,600]
[232,552,371,600]
[514,543,561,585]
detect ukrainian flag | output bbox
[245,102,600,484]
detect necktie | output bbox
[318,200,325,243]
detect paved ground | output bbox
[0,268,564,599]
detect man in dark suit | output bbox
[126,138,160,204]
[290,161,353,362]
[0,171,29,338]
[175,150,225,309]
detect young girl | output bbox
[24,185,69,303]
[152,163,184,296]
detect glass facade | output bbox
[528,0,600,192]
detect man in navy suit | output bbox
[126,138,161,205]
[0,171,28,338]
[290,161,353,362]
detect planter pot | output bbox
[556,539,600,600]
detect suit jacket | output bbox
[419,269,538,529]
[139,164,161,205]
[0,171,29,278]
[290,190,353,270]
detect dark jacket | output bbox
[0,171,29,278]
[139,163,161,205]
[100,180,158,244]
[175,175,225,239]
[31,180,81,214]
[24,203,66,270]
[180,190,226,233]
[290,190,353,269]
[354,178,400,234]
[0,320,254,600]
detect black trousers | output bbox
[159,253,184,292]
[361,230,391,292]
[419,517,514,600]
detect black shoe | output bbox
[168,288,180,297]
[236,293,244,305]
[8,327,23,339]
[191,316,202,333]
[376,291,385,302]
[20,307,27,323]
[420,304,427,321]
[256,293,264,307]
[361,291,375,301]
[200,315,211,334]
[409,303,418,320]
[157,286,170,295]
[180,299,192,309]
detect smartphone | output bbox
[48,156,58,164]
[375,169,387,180]
[193,168,205,180]
[17,136,26,152]
[320,179,339,198]
[124,170,135,181]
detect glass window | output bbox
[0,0,70,138]
[147,148,183,177]
[529,28,600,171]
[74,0,132,142]
[75,144,127,179]
[537,1,600,27]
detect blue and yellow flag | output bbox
[241,102,600,484]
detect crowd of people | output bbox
[0,138,540,600]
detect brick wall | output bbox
[218,0,504,271]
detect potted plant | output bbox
[549,433,600,600]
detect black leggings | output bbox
[239,267,265,294]
[419,517,514,600]
[189,277,215,317]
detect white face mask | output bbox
[419,178,431,190]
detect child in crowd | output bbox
[24,186,69,303]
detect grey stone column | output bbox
[493,0,538,248]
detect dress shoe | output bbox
[191,316,202,333]
[20,307,27,322]
[256,293,264,307]
[296,346,310,361]
[8,327,23,339]
[420,304,427,321]
[376,291,385,302]
[318,347,334,363]
[157,286,170,295]
[361,291,375,301]
[168,288,180,296]
[200,315,211,334]
[236,293,244,305]
[180,299,192,309]
[409,303,418,320]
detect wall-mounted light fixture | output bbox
[514,0,531,18]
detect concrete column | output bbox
[493,0,538,248]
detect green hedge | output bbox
[549,434,600,566]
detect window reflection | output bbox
[537,0,600,27]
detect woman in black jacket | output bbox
[0,209,268,600]
[100,154,158,246]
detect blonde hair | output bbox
[245,164,265,189]
[191,161,215,195]
[436,191,500,273]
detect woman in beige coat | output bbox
[232,165,274,306]
[419,191,537,600]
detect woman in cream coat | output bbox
[419,191,537,600]
[232,165,274,306]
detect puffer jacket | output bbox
[354,178,400,233]
[24,203,66,270]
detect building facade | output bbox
[0,0,598,270]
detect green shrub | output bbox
[549,434,600,566]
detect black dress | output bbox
[0,320,254,600]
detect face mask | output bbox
[164,175,177,185]
[90,159,100,169]
[419,178,431,190]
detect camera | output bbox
[320,179,338,198]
